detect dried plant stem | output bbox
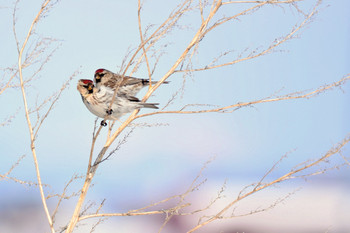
[222,0,303,4]
[104,0,194,118]
[187,135,350,232]
[66,114,136,232]
[138,0,152,84]
[143,0,223,101]
[63,0,348,232]
[176,0,319,74]
[135,74,350,118]
[65,1,334,231]
[16,1,55,232]
[79,204,190,221]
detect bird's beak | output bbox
[95,74,101,83]
[87,85,93,94]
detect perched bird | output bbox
[94,68,167,97]
[77,79,159,126]
[77,79,111,125]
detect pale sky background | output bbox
[1,0,349,232]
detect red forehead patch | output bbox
[81,79,93,84]
[95,69,105,74]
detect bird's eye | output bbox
[96,73,104,80]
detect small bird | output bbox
[94,68,167,97]
[77,78,159,126]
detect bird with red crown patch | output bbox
[77,78,159,126]
[94,68,168,97]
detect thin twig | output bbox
[187,134,350,232]
[135,74,350,118]
[16,0,55,231]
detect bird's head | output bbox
[94,68,109,84]
[77,79,94,96]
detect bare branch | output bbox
[339,151,350,166]
[0,108,20,127]
[138,0,152,84]
[33,71,77,139]
[187,134,350,232]
[0,154,49,187]
[89,217,108,233]
[95,127,135,166]
[176,0,320,74]
[78,157,216,224]
[64,1,348,232]
[0,174,39,186]
[253,149,295,192]
[222,0,303,4]
[78,203,190,222]
[50,174,84,223]
[135,74,350,118]
[229,188,301,219]
[16,0,59,231]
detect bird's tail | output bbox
[143,79,170,85]
[140,102,159,109]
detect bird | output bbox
[77,78,159,126]
[94,68,168,97]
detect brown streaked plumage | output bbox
[77,78,159,126]
[94,68,168,97]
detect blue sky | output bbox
[1,0,350,232]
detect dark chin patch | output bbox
[88,89,93,94]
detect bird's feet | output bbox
[106,109,113,115]
[100,120,107,127]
